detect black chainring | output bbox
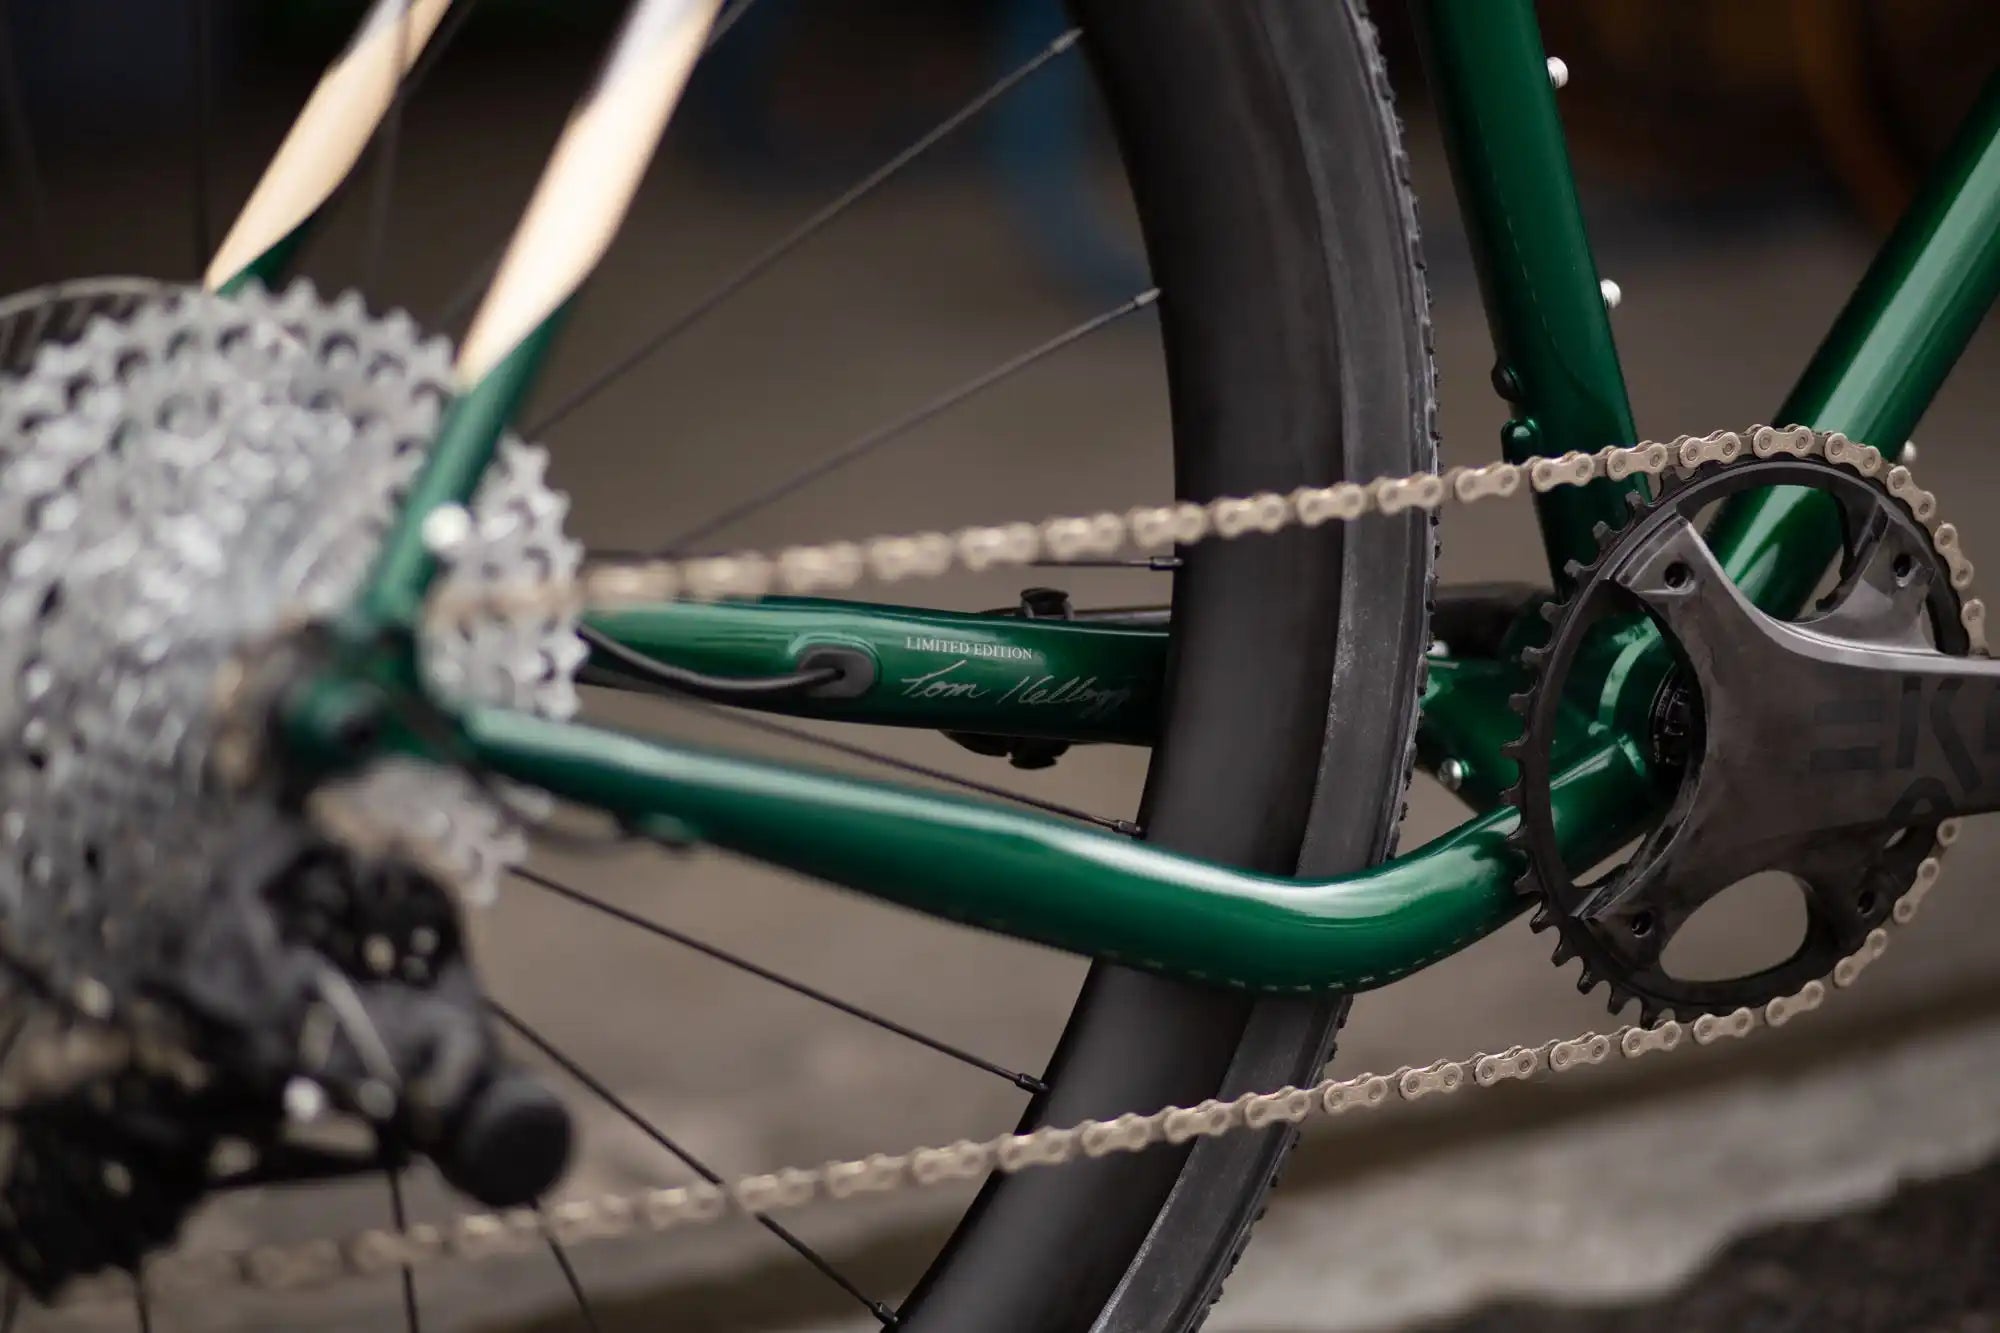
[1507,457,1968,1023]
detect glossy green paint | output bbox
[286,314,572,783]
[354,316,568,632]
[1415,0,1643,584]
[459,705,1655,993]
[1709,70,2000,618]
[1415,656,1524,810]
[587,596,1162,743]
[279,2,2000,998]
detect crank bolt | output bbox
[1439,758,1467,793]
[1546,56,1569,89]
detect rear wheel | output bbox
[903,2,1435,1327]
[0,1,1432,1327]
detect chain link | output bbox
[70,426,1985,1303]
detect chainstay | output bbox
[66,427,1986,1302]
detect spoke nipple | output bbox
[1547,56,1570,89]
[1113,819,1144,838]
[1015,1073,1051,1096]
[1599,278,1622,309]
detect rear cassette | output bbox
[0,280,586,1289]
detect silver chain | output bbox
[64,425,1986,1303]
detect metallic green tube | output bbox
[1415,0,1643,582]
[1414,652,1602,813]
[587,597,1162,743]
[460,706,1652,993]
[1710,70,2000,617]
[355,317,567,633]
[1415,656,1524,811]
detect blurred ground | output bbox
[4,9,2000,1333]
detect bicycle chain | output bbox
[65,426,1990,1303]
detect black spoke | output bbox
[587,659,1140,835]
[706,0,763,49]
[656,287,1158,554]
[0,9,55,282]
[360,0,482,296]
[133,1275,151,1333]
[525,27,1084,437]
[186,0,216,274]
[429,0,761,335]
[513,865,1048,1093]
[359,2,417,296]
[388,1170,422,1333]
[490,1002,897,1326]
[430,239,505,333]
[0,1278,16,1333]
[403,0,482,98]
[540,1219,602,1333]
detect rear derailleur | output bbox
[0,813,568,1297]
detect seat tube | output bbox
[1414,0,1643,585]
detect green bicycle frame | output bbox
[267,0,2000,996]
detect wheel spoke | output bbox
[0,10,55,281]
[359,2,418,296]
[429,0,761,334]
[0,1278,16,1333]
[431,242,506,333]
[655,287,1158,554]
[388,1170,422,1333]
[490,1002,897,1325]
[132,1275,150,1333]
[524,27,1085,437]
[706,0,763,48]
[186,0,216,275]
[513,865,1048,1093]
[540,1220,602,1332]
[402,0,483,97]
[357,0,481,296]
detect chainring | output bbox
[1506,454,1968,1023]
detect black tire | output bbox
[900,2,1435,1329]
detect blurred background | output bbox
[2,2,2000,1330]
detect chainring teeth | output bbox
[0,279,583,1005]
[1503,443,1965,1023]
